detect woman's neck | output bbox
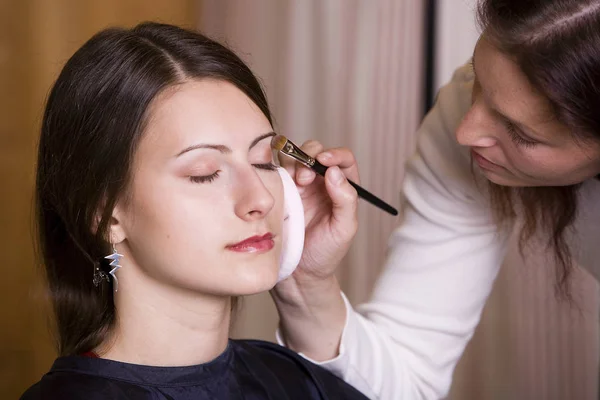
[98,274,232,367]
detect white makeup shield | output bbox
[276,168,304,282]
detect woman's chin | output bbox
[227,262,280,296]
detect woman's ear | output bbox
[92,199,127,245]
[107,204,127,245]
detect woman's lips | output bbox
[226,233,274,253]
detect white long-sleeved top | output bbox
[279,63,600,399]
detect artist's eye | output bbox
[253,163,277,171]
[505,121,538,148]
[189,171,220,183]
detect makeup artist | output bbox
[271,0,600,399]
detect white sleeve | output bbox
[295,63,510,399]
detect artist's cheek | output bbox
[501,145,536,172]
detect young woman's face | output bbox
[456,37,600,187]
[113,79,284,296]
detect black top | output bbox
[21,339,368,400]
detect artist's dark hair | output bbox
[477,0,600,298]
[36,22,272,356]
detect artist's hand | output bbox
[278,140,359,282]
[271,141,358,361]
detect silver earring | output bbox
[104,246,124,292]
[93,264,109,287]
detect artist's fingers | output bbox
[316,147,360,184]
[278,140,323,186]
[324,166,359,240]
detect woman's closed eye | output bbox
[189,162,277,184]
[190,171,220,183]
[253,162,277,171]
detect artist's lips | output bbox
[471,149,503,171]
[226,233,274,253]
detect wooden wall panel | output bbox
[0,2,197,397]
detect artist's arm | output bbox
[272,63,510,400]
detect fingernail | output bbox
[298,169,313,182]
[318,152,332,162]
[329,166,344,185]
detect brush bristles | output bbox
[270,134,288,152]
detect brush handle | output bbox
[311,160,398,216]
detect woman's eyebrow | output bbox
[176,131,276,157]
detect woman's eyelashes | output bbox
[189,162,277,184]
[190,171,220,183]
[253,162,278,171]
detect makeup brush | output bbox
[271,134,398,216]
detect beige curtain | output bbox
[199,1,599,400]
[448,238,598,400]
[0,2,197,398]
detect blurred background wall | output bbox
[1,1,598,399]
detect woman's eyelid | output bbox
[249,148,277,170]
[189,170,220,183]
[185,148,276,180]
[188,161,276,181]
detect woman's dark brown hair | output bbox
[476,0,600,298]
[36,22,272,356]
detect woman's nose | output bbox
[233,168,275,221]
